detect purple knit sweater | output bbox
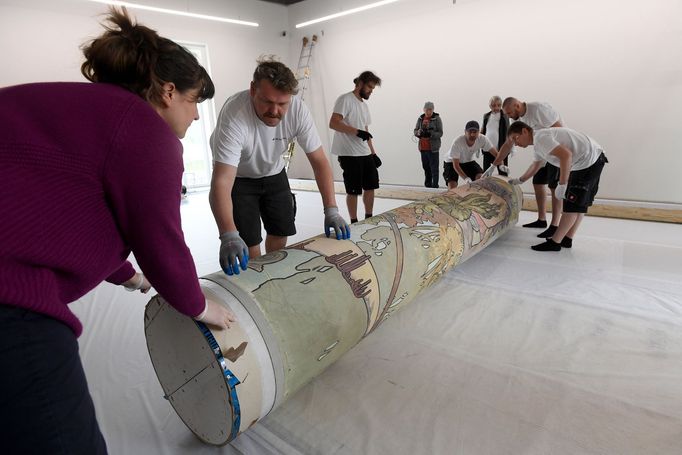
[0,82,205,336]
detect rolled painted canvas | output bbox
[144,176,522,445]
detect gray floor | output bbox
[73,189,682,454]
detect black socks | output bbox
[531,238,561,251]
[350,218,358,223]
[523,219,547,228]
[537,225,558,238]
[531,237,573,251]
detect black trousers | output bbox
[0,305,107,455]
[482,151,508,176]
[420,151,440,188]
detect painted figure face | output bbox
[250,79,292,127]
[490,100,502,113]
[159,85,200,139]
[509,128,532,147]
[358,81,377,100]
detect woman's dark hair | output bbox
[81,8,214,104]
[353,70,381,86]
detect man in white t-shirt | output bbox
[209,59,349,276]
[329,71,382,224]
[495,97,564,238]
[444,120,499,189]
[507,121,608,251]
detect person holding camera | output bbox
[506,121,608,251]
[414,101,443,188]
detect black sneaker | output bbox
[531,239,561,251]
[560,237,573,248]
[537,225,558,238]
[523,219,548,228]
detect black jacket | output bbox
[481,111,509,150]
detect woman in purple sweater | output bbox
[0,8,235,454]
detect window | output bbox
[178,42,216,188]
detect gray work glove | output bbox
[324,207,351,240]
[499,164,510,174]
[555,183,567,200]
[219,231,249,276]
[508,178,524,185]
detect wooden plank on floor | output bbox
[289,180,682,224]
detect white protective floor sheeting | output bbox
[72,189,682,454]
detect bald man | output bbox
[494,97,563,239]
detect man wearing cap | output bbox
[445,120,499,187]
[414,101,443,188]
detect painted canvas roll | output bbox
[144,176,522,445]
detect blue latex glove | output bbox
[219,231,249,276]
[324,207,351,240]
[555,183,567,200]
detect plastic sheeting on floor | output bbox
[71,190,682,454]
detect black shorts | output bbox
[532,162,559,188]
[460,161,484,180]
[338,155,380,195]
[563,153,608,213]
[443,161,458,183]
[232,168,296,246]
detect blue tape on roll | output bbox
[195,321,242,441]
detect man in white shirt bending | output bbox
[209,58,349,276]
[507,121,608,251]
[495,97,564,238]
[445,120,499,189]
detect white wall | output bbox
[2,0,681,205]
[287,0,682,205]
[0,0,291,113]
